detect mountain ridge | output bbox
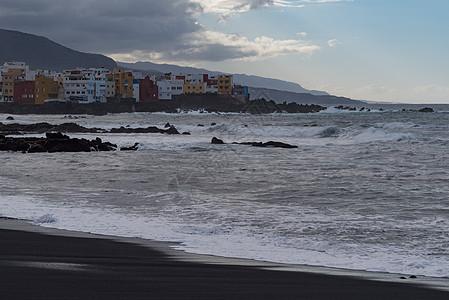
[0,29,117,71]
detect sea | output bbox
[1,104,449,279]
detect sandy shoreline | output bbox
[0,217,448,299]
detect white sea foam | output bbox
[1,194,448,278]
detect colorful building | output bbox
[14,80,35,104]
[1,62,29,102]
[35,74,59,104]
[218,75,233,95]
[183,81,206,94]
[139,76,158,102]
[105,68,134,100]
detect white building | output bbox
[133,79,140,102]
[157,77,184,100]
[63,68,109,103]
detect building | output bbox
[218,75,233,95]
[139,76,158,102]
[204,74,218,93]
[133,79,140,102]
[232,85,249,103]
[0,62,29,102]
[105,68,134,101]
[64,67,109,103]
[157,76,184,100]
[35,74,59,104]
[14,80,35,104]
[183,81,206,94]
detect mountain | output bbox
[0,29,117,71]
[248,87,365,105]
[117,61,329,96]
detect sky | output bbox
[1,0,448,103]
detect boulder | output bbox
[418,107,434,113]
[234,141,298,149]
[6,116,14,120]
[121,142,139,151]
[211,137,225,144]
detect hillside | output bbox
[0,29,117,71]
[249,87,365,105]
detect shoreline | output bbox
[1,217,448,299]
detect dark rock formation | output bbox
[0,122,103,135]
[236,141,298,149]
[120,142,139,151]
[418,107,434,113]
[0,94,326,115]
[211,137,297,148]
[182,132,191,135]
[211,137,225,144]
[6,116,14,120]
[0,132,117,153]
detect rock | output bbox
[418,107,434,113]
[45,132,69,140]
[409,275,417,279]
[121,142,139,151]
[211,137,225,144]
[27,144,47,153]
[182,132,191,135]
[164,123,171,128]
[197,124,205,127]
[0,139,29,152]
[235,141,298,149]
[210,123,217,126]
[6,116,14,120]
[165,126,180,135]
[44,138,92,152]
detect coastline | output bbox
[1,218,448,299]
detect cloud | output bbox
[0,0,322,64]
[109,28,320,63]
[190,0,352,20]
[0,0,202,54]
[327,39,340,47]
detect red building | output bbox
[139,76,158,102]
[14,80,35,104]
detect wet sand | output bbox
[0,218,448,299]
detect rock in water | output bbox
[418,107,434,113]
[211,137,225,144]
[121,142,139,151]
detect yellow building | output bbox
[105,68,134,99]
[2,67,27,102]
[183,82,206,94]
[34,75,59,104]
[217,75,233,95]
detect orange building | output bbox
[105,68,134,99]
[218,75,233,95]
[34,75,59,104]
[183,82,206,94]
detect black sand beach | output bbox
[0,220,448,300]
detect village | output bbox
[0,62,250,105]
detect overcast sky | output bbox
[1,0,448,103]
